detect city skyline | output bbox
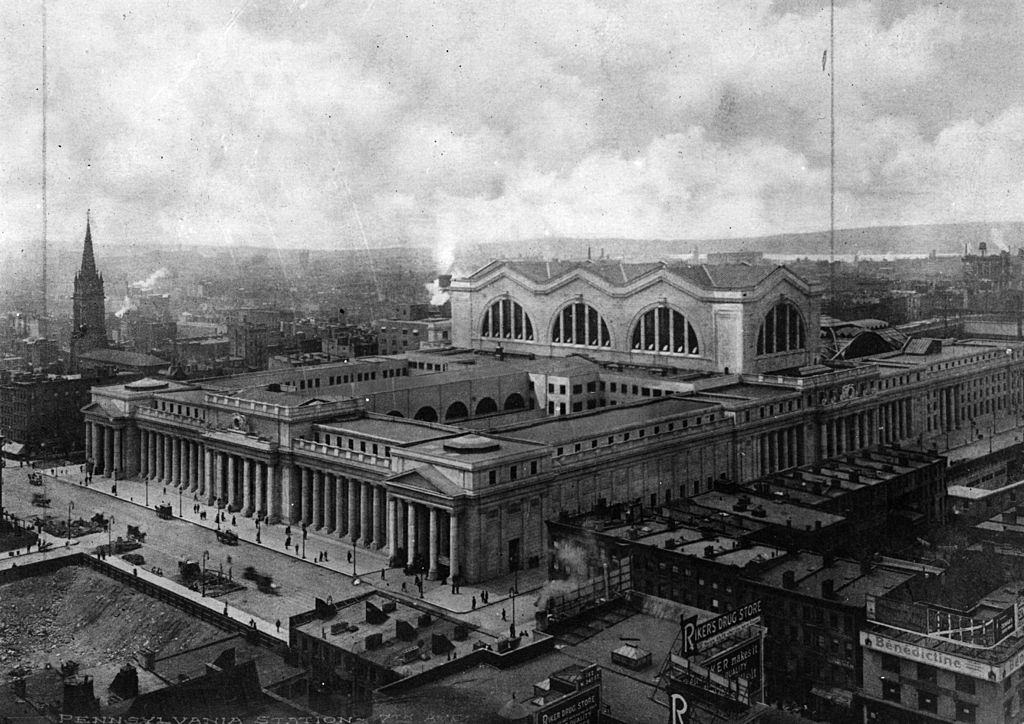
[3,0,1024,270]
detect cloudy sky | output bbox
[2,0,1023,266]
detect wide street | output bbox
[0,461,543,639]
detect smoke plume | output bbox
[130,268,168,292]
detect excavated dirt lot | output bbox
[0,565,227,672]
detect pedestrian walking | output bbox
[285,535,291,548]
[402,582,407,593]
[471,596,477,610]
[502,608,507,621]
[276,619,281,632]
[231,515,236,526]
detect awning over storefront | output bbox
[2,441,26,457]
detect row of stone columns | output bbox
[819,401,912,459]
[387,497,460,581]
[140,429,206,492]
[291,466,389,548]
[206,450,272,516]
[756,424,803,476]
[86,421,128,478]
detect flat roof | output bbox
[751,552,914,607]
[498,397,721,445]
[401,433,546,465]
[295,594,482,674]
[598,521,786,569]
[701,383,800,401]
[318,416,458,445]
[692,490,845,530]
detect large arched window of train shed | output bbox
[756,300,806,355]
[630,305,700,355]
[550,301,611,348]
[480,298,535,341]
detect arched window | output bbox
[445,401,469,421]
[756,300,806,355]
[480,298,534,340]
[630,306,700,355]
[551,302,611,347]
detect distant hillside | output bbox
[468,222,1024,262]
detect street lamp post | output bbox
[107,515,115,552]
[145,476,149,507]
[352,534,357,578]
[201,550,210,596]
[178,487,182,517]
[67,501,74,541]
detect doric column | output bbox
[112,427,122,477]
[139,430,148,478]
[287,462,302,524]
[406,502,418,567]
[190,442,200,491]
[148,432,156,479]
[428,507,439,579]
[255,462,266,517]
[311,470,323,529]
[203,448,213,501]
[361,481,372,547]
[386,495,397,558]
[169,438,179,487]
[213,452,224,502]
[90,423,101,470]
[182,441,191,489]
[104,426,114,478]
[227,455,238,509]
[449,510,460,581]
[271,462,288,524]
[324,474,336,533]
[300,467,312,526]
[242,458,253,516]
[373,485,384,549]
[395,498,406,553]
[335,476,346,537]
[161,435,171,483]
[347,478,359,540]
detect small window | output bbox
[956,674,976,695]
[530,461,538,475]
[488,470,497,485]
[918,690,937,713]
[955,700,976,723]
[882,679,901,703]
[510,465,518,481]
[918,664,937,683]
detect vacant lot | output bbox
[0,565,226,671]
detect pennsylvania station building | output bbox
[82,260,1024,582]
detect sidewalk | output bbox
[38,465,545,627]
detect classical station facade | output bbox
[83,260,1024,582]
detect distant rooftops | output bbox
[77,348,169,368]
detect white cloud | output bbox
[0,0,1021,264]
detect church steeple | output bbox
[80,210,97,277]
[71,210,107,371]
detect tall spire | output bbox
[80,210,97,276]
